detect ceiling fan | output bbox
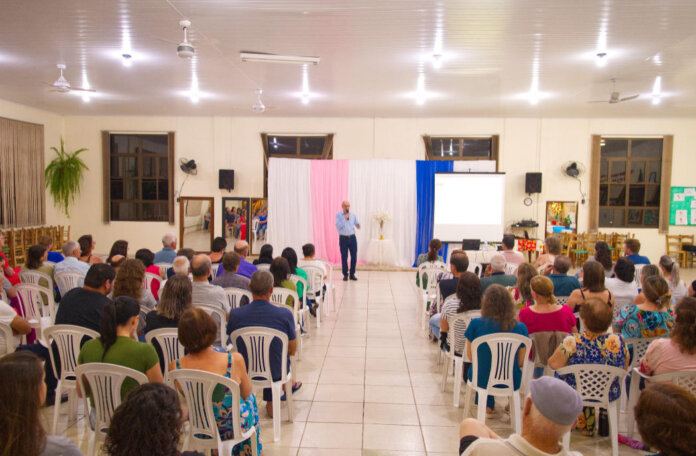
[46,64,96,93]
[151,19,196,58]
[251,89,277,114]
[588,78,639,104]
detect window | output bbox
[261,133,333,196]
[423,135,499,168]
[102,132,174,223]
[589,135,673,232]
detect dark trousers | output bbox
[17,343,58,398]
[339,235,358,277]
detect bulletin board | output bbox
[669,186,696,226]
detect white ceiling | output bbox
[1,0,695,117]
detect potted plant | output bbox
[45,137,89,218]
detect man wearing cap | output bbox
[458,376,583,456]
[480,254,516,293]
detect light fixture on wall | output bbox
[240,51,320,65]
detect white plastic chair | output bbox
[0,321,16,355]
[620,336,659,412]
[557,364,627,456]
[145,328,184,376]
[289,274,311,335]
[76,363,148,456]
[224,287,253,310]
[54,271,85,297]
[504,263,519,276]
[15,283,54,343]
[229,326,294,442]
[18,269,54,293]
[143,272,161,298]
[556,296,570,306]
[417,262,447,329]
[467,262,482,276]
[464,333,532,433]
[317,259,335,315]
[303,264,326,328]
[441,310,481,407]
[626,368,696,438]
[195,303,228,347]
[269,288,303,359]
[167,368,258,455]
[155,262,172,277]
[256,263,271,271]
[211,263,221,277]
[43,325,99,434]
[634,264,645,288]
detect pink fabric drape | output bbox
[310,160,349,264]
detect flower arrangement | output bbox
[373,211,392,240]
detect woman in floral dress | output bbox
[614,275,674,339]
[549,297,629,435]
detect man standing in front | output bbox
[335,200,360,281]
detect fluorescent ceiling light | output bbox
[652,76,662,105]
[240,52,320,65]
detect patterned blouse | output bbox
[556,332,629,402]
[614,305,674,339]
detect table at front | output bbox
[365,239,398,266]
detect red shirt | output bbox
[518,304,576,335]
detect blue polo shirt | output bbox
[549,273,582,297]
[626,254,651,265]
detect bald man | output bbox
[216,240,258,279]
[335,200,360,281]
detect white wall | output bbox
[2,97,695,262]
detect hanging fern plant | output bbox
[45,137,89,218]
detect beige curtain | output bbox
[0,117,45,227]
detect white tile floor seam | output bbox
[45,269,669,455]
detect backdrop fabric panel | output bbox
[414,160,454,266]
[348,160,417,267]
[268,158,313,257]
[309,159,350,264]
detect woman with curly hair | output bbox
[0,351,83,456]
[549,297,629,436]
[464,284,529,416]
[104,383,203,456]
[439,271,483,356]
[510,262,537,309]
[112,258,157,312]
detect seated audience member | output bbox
[458,376,583,456]
[209,236,227,264]
[566,260,615,313]
[438,272,482,354]
[178,247,195,262]
[429,253,469,337]
[546,255,581,297]
[78,296,163,398]
[549,297,629,435]
[253,244,274,266]
[465,284,528,415]
[104,383,203,456]
[107,254,125,274]
[416,238,443,288]
[226,271,301,418]
[54,240,90,276]
[624,238,650,265]
[55,263,115,332]
[634,383,696,456]
[511,263,537,309]
[1,272,16,299]
[615,275,674,339]
[135,248,161,300]
[212,252,251,305]
[106,240,129,264]
[533,235,562,269]
[584,241,613,278]
[480,254,516,293]
[0,352,83,456]
[634,264,661,305]
[0,298,31,354]
[38,233,64,263]
[690,280,696,298]
[153,232,177,264]
[299,243,326,271]
[191,254,229,313]
[639,297,696,376]
[21,244,55,290]
[171,255,191,277]
[282,247,308,307]
[256,209,268,240]
[658,254,687,301]
[77,234,103,265]
[219,241,257,279]
[500,234,524,265]
[605,257,639,320]
[170,308,261,455]
[270,257,297,308]
[144,275,192,334]
[112,259,157,315]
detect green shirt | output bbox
[293,267,308,300]
[280,280,297,308]
[78,336,159,401]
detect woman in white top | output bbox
[533,236,562,270]
[605,257,639,321]
[658,255,687,302]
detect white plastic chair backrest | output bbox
[634,264,645,288]
[143,272,161,292]
[75,363,148,433]
[229,326,289,386]
[303,265,325,297]
[195,303,227,346]
[44,260,56,267]
[145,328,184,369]
[467,262,482,276]
[317,259,333,282]
[211,263,220,277]
[504,263,519,276]
[44,325,99,382]
[470,333,532,391]
[0,321,16,355]
[269,288,300,326]
[555,364,627,405]
[418,262,446,293]
[0,289,7,303]
[256,263,271,271]
[55,271,85,296]
[19,269,54,291]
[289,274,308,308]
[167,368,244,446]
[447,310,481,357]
[625,337,660,370]
[556,296,570,306]
[642,369,696,397]
[252,218,260,231]
[224,287,253,309]
[155,263,172,277]
[16,283,54,324]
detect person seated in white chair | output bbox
[480,255,516,293]
[458,376,583,456]
[154,232,178,264]
[605,257,639,321]
[54,240,90,276]
[500,234,525,266]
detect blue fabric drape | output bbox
[414,160,454,266]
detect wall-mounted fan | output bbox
[176,158,197,201]
[561,161,587,204]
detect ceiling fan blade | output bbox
[587,100,608,104]
[618,94,639,102]
[70,87,97,93]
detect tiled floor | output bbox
[45,270,677,455]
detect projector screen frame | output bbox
[433,171,506,244]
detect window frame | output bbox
[102,131,175,224]
[422,135,499,170]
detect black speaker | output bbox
[525,172,542,194]
[219,169,234,191]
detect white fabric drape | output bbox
[267,158,313,256]
[348,160,417,267]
